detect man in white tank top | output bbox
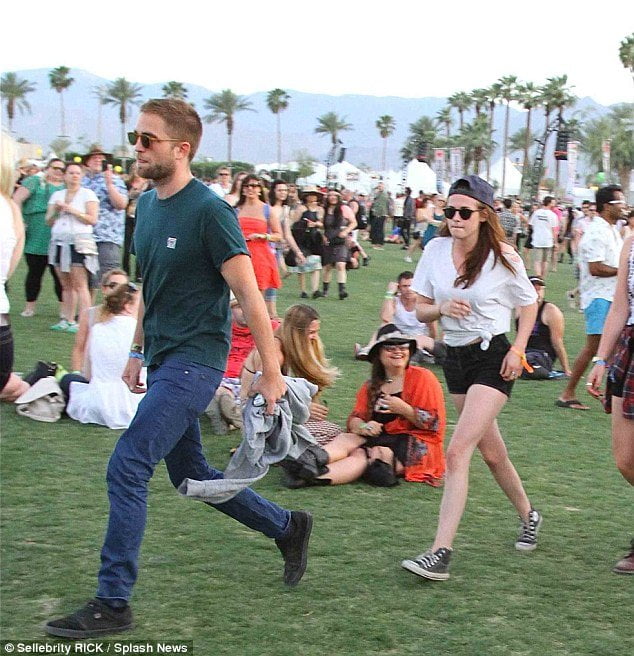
[354,271,442,362]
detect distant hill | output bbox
[3,68,612,169]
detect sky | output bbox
[2,0,633,105]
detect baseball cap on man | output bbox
[448,175,495,210]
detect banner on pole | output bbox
[564,141,579,201]
[434,149,446,192]
[449,147,464,180]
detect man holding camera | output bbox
[81,145,128,280]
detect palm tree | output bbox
[509,127,533,163]
[458,115,494,175]
[552,75,577,189]
[486,82,502,179]
[516,81,540,189]
[435,106,453,139]
[103,78,144,153]
[619,32,634,83]
[470,88,490,118]
[266,88,290,164]
[400,116,438,163]
[92,85,108,144]
[315,112,353,169]
[162,81,188,100]
[538,77,562,178]
[448,91,472,131]
[375,115,396,171]
[0,72,36,133]
[203,89,254,164]
[581,104,634,197]
[497,75,518,195]
[48,66,74,137]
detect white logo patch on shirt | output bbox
[166,237,177,249]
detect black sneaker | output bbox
[515,508,542,551]
[300,292,309,299]
[401,547,452,581]
[275,510,313,586]
[23,360,58,386]
[45,599,133,639]
[312,290,323,299]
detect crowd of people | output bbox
[0,99,632,641]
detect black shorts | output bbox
[364,433,412,466]
[52,245,85,267]
[442,334,514,397]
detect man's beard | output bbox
[137,160,176,182]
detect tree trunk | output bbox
[227,128,232,164]
[276,112,282,165]
[522,108,532,192]
[382,137,387,172]
[502,103,510,195]
[60,91,66,137]
[487,105,495,180]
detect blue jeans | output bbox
[96,358,291,602]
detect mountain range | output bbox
[4,68,613,170]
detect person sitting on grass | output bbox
[59,282,144,429]
[205,293,280,434]
[280,324,446,488]
[355,271,444,364]
[241,303,341,445]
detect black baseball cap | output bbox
[448,175,495,209]
[528,276,545,287]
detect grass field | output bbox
[1,245,632,655]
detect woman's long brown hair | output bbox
[438,204,515,288]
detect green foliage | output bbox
[619,32,634,75]
[314,112,353,146]
[400,116,438,162]
[190,160,253,180]
[203,89,255,162]
[293,148,317,179]
[1,251,631,654]
[0,72,36,131]
[161,81,188,100]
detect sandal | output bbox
[555,398,590,411]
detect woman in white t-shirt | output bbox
[401,175,540,582]
[46,163,98,333]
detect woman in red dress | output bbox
[235,174,282,316]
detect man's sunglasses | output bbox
[444,207,479,220]
[127,131,183,149]
[50,166,65,172]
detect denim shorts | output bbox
[442,334,513,397]
[584,298,611,335]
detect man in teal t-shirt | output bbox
[12,159,65,316]
[46,100,313,640]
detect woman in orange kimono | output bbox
[281,324,446,487]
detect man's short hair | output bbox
[595,185,623,213]
[503,198,513,209]
[581,200,591,207]
[543,196,554,207]
[397,271,414,283]
[139,98,202,161]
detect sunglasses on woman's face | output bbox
[444,207,479,220]
[382,344,410,352]
[245,183,261,189]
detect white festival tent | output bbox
[327,161,373,193]
[482,158,523,196]
[404,160,438,195]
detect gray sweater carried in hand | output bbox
[178,375,318,504]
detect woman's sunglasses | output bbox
[245,183,261,189]
[444,207,479,220]
[127,131,183,149]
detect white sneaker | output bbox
[20,308,35,317]
[404,256,412,263]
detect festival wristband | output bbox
[509,347,534,373]
[129,352,144,361]
[592,357,608,366]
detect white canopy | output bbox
[404,160,438,195]
[483,158,523,196]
